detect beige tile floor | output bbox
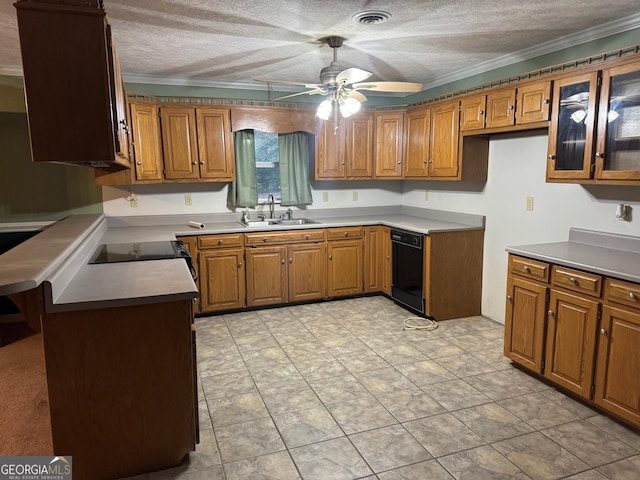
[128,296,640,480]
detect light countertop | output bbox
[506,228,640,283]
[0,207,485,311]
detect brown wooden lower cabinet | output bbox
[200,247,245,312]
[327,227,364,297]
[245,241,327,307]
[364,225,390,294]
[42,300,197,480]
[504,253,640,429]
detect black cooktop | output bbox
[89,240,182,264]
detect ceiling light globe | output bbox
[316,100,332,120]
[340,97,361,118]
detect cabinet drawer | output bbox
[198,233,244,249]
[327,227,364,240]
[245,229,326,245]
[551,265,602,297]
[605,278,640,309]
[508,255,549,282]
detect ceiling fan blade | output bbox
[347,90,368,103]
[352,81,423,93]
[255,79,323,89]
[272,88,325,101]
[336,67,372,85]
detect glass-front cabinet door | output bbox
[595,63,640,181]
[546,72,598,180]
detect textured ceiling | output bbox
[1,0,640,93]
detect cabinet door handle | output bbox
[423,159,428,164]
[136,161,143,165]
[397,161,402,165]
[386,255,390,260]
[507,295,512,301]
[199,161,205,165]
[523,266,531,273]
[238,262,243,268]
[543,99,550,105]
[548,310,554,317]
[600,328,607,335]
[191,161,198,165]
[548,154,555,160]
[281,258,285,264]
[508,105,515,110]
[329,255,333,260]
[595,152,604,159]
[479,110,485,115]
[289,258,293,263]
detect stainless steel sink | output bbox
[238,218,320,227]
[238,219,280,227]
[278,218,320,225]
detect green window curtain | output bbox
[227,130,258,207]
[279,132,313,206]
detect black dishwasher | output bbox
[390,228,425,314]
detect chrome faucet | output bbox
[268,194,275,219]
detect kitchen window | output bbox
[254,130,281,203]
[228,129,313,208]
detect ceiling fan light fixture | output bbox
[316,99,333,120]
[340,97,362,118]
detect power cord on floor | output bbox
[403,316,438,331]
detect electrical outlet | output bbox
[185,194,192,206]
[526,196,534,211]
[424,191,429,201]
[129,194,138,208]
[322,192,329,202]
[352,191,359,201]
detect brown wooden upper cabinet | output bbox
[130,101,164,182]
[315,113,374,180]
[162,106,235,182]
[546,72,598,181]
[15,0,130,170]
[547,59,640,184]
[405,100,460,179]
[375,111,405,178]
[462,80,551,131]
[595,62,640,182]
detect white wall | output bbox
[102,180,403,216]
[402,132,640,324]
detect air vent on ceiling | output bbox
[352,10,391,25]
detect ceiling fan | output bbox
[257,36,423,120]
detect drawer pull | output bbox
[305,234,310,240]
[569,277,577,284]
[600,328,607,335]
[344,232,349,237]
[218,239,223,245]
[630,292,636,300]
[263,237,268,242]
[523,266,531,273]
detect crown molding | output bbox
[421,12,640,90]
